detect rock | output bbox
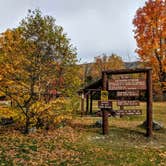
[94,120,102,128]
[153,121,163,130]
[141,120,163,130]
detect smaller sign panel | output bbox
[98,100,112,109]
[117,91,139,97]
[117,100,140,106]
[101,90,108,101]
[116,109,142,115]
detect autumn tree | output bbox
[133,0,166,94]
[0,9,79,133]
[91,53,125,79]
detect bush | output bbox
[0,97,78,132]
[29,98,73,130]
[68,96,80,114]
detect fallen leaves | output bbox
[0,126,82,165]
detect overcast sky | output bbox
[0,0,146,63]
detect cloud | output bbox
[0,0,146,63]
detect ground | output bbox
[0,102,166,165]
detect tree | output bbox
[133,0,166,92]
[92,53,125,79]
[0,9,79,133]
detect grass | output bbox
[0,102,166,165]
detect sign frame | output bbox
[101,68,153,137]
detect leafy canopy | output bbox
[0,9,80,133]
[133,0,166,85]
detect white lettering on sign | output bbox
[109,79,146,90]
[117,91,139,97]
[116,109,142,115]
[98,100,112,109]
[117,100,140,106]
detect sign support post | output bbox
[146,69,153,137]
[102,72,109,135]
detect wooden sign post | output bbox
[102,72,109,135]
[101,68,153,137]
[146,69,153,137]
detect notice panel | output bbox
[117,100,140,106]
[116,109,142,115]
[98,100,112,109]
[108,79,146,90]
[117,91,139,97]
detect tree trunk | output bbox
[24,107,30,134]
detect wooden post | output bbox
[81,93,84,116]
[90,91,93,114]
[86,93,89,115]
[146,69,153,137]
[102,72,109,135]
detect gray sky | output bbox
[0,0,146,63]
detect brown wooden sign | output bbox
[100,68,152,137]
[98,100,112,109]
[117,91,139,97]
[116,109,142,115]
[117,100,140,106]
[108,78,146,90]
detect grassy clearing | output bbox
[0,102,166,165]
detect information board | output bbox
[98,100,112,109]
[108,78,146,90]
[117,91,139,97]
[117,100,140,106]
[115,109,142,115]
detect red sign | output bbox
[98,100,112,109]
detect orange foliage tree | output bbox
[133,0,166,93]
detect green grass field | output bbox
[0,102,166,165]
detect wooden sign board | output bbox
[116,109,142,115]
[98,100,112,109]
[117,100,140,106]
[101,90,108,101]
[117,91,139,97]
[108,79,146,90]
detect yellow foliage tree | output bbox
[0,9,79,133]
